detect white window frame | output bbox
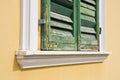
[16,0,111,69]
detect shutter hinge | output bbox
[38,19,46,25]
[99,27,102,34]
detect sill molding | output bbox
[16,50,111,69]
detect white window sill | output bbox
[16,50,111,69]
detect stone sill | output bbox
[16,50,111,69]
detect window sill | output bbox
[16,50,111,69]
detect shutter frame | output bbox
[78,0,100,51]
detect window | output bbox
[16,0,110,69]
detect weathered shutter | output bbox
[41,0,77,50]
[78,0,99,51]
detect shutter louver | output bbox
[41,0,77,50]
[78,0,99,51]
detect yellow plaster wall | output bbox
[0,0,119,80]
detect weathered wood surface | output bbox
[48,43,76,51]
[41,0,51,50]
[78,33,98,51]
[80,45,98,51]
[51,2,72,17]
[81,14,95,22]
[81,33,96,40]
[81,26,96,34]
[51,27,73,37]
[78,0,99,51]
[51,12,73,23]
[81,39,98,45]
[81,14,96,27]
[81,2,95,11]
[48,0,77,51]
[51,20,73,30]
[50,34,74,43]
[81,7,95,17]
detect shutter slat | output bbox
[51,2,72,17]
[51,0,73,9]
[81,39,98,45]
[81,2,96,11]
[78,33,98,51]
[82,0,96,5]
[81,33,98,45]
[81,14,96,27]
[81,14,95,22]
[51,27,73,37]
[81,26,96,34]
[81,7,95,17]
[81,33,96,40]
[51,20,73,30]
[51,12,73,23]
[50,28,74,43]
[50,34,74,43]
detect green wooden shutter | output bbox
[41,0,77,50]
[78,0,99,51]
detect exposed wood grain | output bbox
[50,12,73,23]
[79,33,99,50]
[81,39,98,45]
[41,0,51,50]
[51,28,73,37]
[81,33,96,40]
[51,43,76,51]
[50,34,74,43]
[81,26,96,34]
[80,45,98,51]
[51,20,73,30]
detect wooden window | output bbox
[16,0,110,69]
[41,0,100,51]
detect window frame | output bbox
[16,0,110,69]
